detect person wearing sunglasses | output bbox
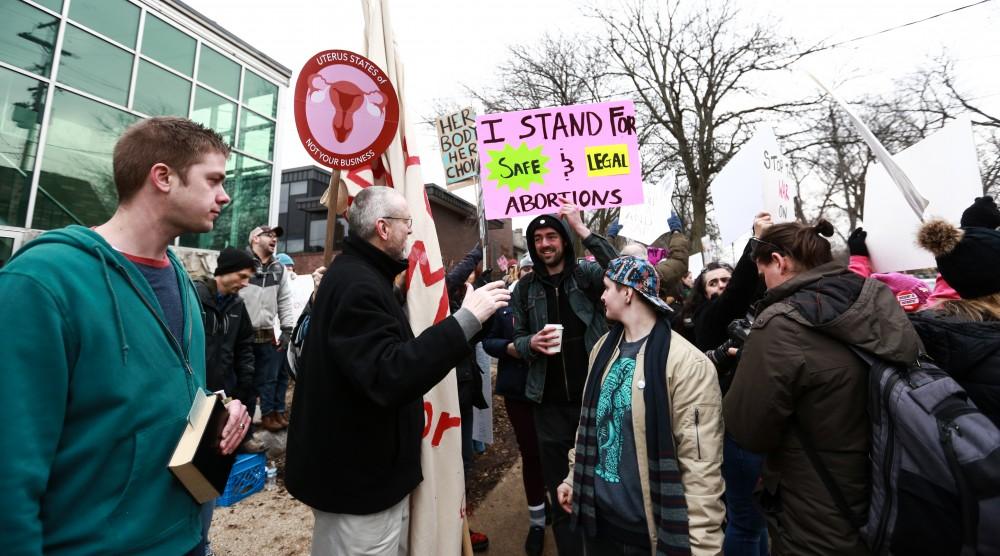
[723,219,922,556]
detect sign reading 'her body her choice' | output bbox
[293,50,400,169]
[435,107,478,186]
[476,100,643,219]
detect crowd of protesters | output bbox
[1,114,999,556]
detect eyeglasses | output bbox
[749,236,785,259]
[382,216,413,229]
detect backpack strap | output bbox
[791,419,866,531]
[936,401,981,556]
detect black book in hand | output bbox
[169,392,237,503]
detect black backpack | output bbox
[285,300,312,381]
[797,348,1000,555]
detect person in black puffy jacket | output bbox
[483,257,548,554]
[912,212,1000,428]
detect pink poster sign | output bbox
[476,100,643,219]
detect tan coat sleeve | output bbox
[668,334,725,555]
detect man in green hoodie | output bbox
[0,117,250,556]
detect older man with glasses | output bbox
[285,186,511,555]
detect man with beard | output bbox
[510,202,618,554]
[241,224,295,432]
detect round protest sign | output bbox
[293,50,399,169]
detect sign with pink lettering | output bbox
[293,50,400,169]
[476,100,643,219]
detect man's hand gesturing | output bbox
[461,281,511,323]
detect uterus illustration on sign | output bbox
[305,66,388,152]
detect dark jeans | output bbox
[583,535,649,556]
[505,397,546,507]
[461,401,474,474]
[533,403,584,555]
[723,434,769,556]
[185,500,214,556]
[251,342,287,417]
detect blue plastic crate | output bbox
[216,453,266,507]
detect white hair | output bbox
[348,186,403,240]
[621,243,647,259]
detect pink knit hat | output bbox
[871,272,932,312]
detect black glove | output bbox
[847,228,868,257]
[277,328,292,351]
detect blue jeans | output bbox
[188,500,214,556]
[723,434,768,555]
[252,342,287,416]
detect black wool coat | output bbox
[285,234,473,514]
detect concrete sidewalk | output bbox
[469,460,558,555]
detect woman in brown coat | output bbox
[723,220,923,556]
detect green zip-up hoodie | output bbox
[0,225,207,555]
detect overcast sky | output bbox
[185,0,1000,204]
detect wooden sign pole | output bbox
[323,170,341,264]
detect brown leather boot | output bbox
[277,412,290,427]
[261,412,283,432]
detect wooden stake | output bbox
[323,169,341,264]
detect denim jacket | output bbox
[511,231,618,403]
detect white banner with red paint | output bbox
[352,1,469,554]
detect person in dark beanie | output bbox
[193,247,260,556]
[960,195,1000,229]
[909,219,1000,428]
[196,247,262,449]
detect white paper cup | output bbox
[545,323,564,353]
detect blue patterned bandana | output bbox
[606,256,673,313]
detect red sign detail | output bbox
[406,241,449,323]
[421,400,462,447]
[293,50,399,169]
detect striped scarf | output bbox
[570,317,691,554]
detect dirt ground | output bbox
[209,367,520,555]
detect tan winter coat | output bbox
[565,330,726,555]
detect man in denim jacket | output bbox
[510,202,617,554]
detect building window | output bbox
[308,218,326,250]
[140,13,195,76]
[33,88,137,230]
[279,182,289,213]
[180,154,271,250]
[242,69,277,118]
[0,67,46,227]
[68,0,140,49]
[238,108,275,161]
[284,238,304,254]
[133,60,191,117]
[58,25,133,106]
[289,180,308,196]
[197,45,240,99]
[191,86,237,145]
[1,1,58,78]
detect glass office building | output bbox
[0,0,291,263]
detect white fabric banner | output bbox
[361,1,467,554]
